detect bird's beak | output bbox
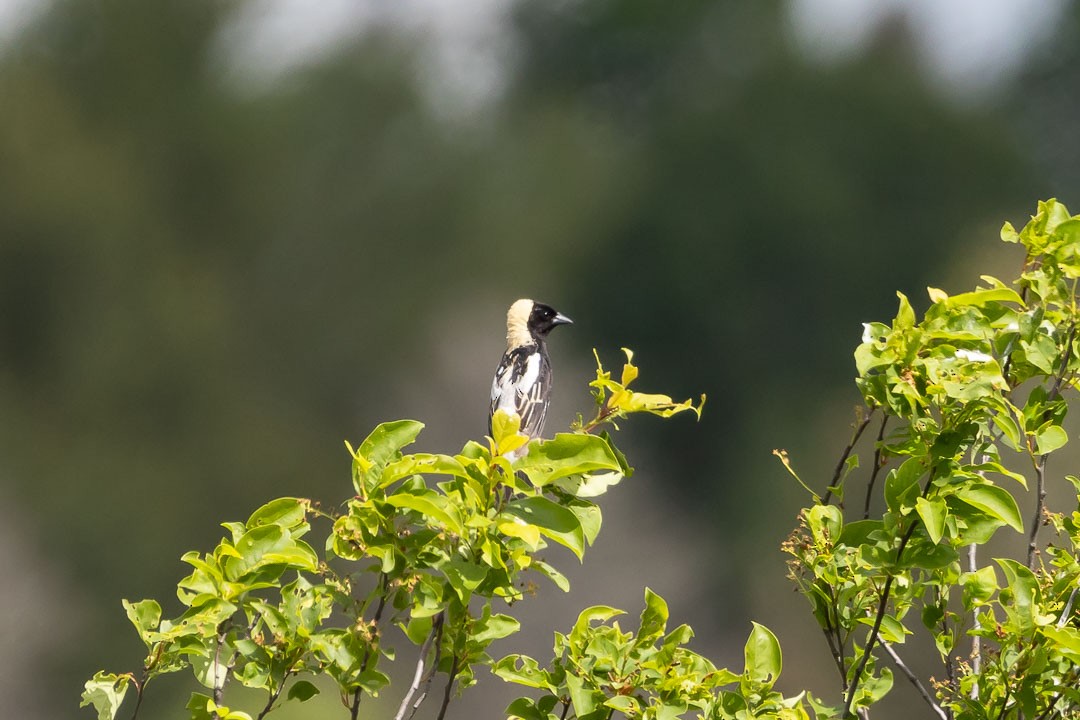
[553,313,573,326]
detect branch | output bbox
[212,627,227,708]
[862,414,890,519]
[1029,324,1077,569]
[842,518,921,718]
[880,642,948,720]
[968,542,981,700]
[350,578,390,720]
[1059,587,1078,628]
[1027,453,1048,569]
[823,407,875,505]
[436,654,460,720]
[395,612,446,720]
[255,670,293,720]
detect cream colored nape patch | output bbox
[506,298,534,349]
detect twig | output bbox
[255,671,293,720]
[823,586,849,695]
[1059,587,1078,628]
[843,516,921,718]
[394,612,446,720]
[1028,324,1077,569]
[823,408,875,505]
[212,627,227,710]
[881,642,948,720]
[436,655,460,720]
[350,579,390,720]
[862,414,890,519]
[1027,455,1048,569]
[128,679,145,720]
[968,543,981,700]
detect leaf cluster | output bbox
[82,351,701,720]
[783,199,1080,719]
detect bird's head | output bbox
[506,298,572,348]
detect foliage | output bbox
[782,199,1080,719]
[85,199,1080,720]
[82,351,704,720]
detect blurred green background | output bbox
[1,0,1077,717]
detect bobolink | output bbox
[489,299,573,442]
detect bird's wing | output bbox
[489,347,551,438]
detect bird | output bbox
[489,299,573,444]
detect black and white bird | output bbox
[489,299,573,441]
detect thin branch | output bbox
[823,586,849,695]
[255,670,293,720]
[350,578,390,720]
[1058,587,1078,628]
[968,543,981,700]
[393,612,446,720]
[128,680,145,720]
[1027,454,1048,569]
[1028,323,1077,569]
[560,699,571,720]
[862,414,890,519]
[823,407,876,505]
[843,516,921,718]
[435,655,460,720]
[880,642,948,720]
[212,627,227,708]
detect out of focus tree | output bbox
[0,0,1069,717]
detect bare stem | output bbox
[881,642,948,720]
[1027,455,1048,569]
[435,655,460,720]
[862,414,890,519]
[255,671,293,720]
[350,579,390,720]
[843,518,920,718]
[968,543,981,700]
[212,627,227,710]
[395,612,446,720]
[823,407,875,505]
[1059,587,1078,628]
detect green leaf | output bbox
[123,598,161,648]
[442,558,488,603]
[245,497,308,530]
[473,612,521,644]
[996,558,1038,635]
[960,566,998,609]
[353,420,425,493]
[955,484,1024,533]
[186,692,215,720]
[856,614,908,644]
[743,622,781,684]
[1041,626,1080,663]
[530,559,570,592]
[505,697,548,720]
[636,588,669,646]
[81,672,130,720]
[884,457,924,512]
[1035,424,1069,454]
[895,292,916,329]
[915,497,947,544]
[503,496,585,559]
[286,680,320,702]
[572,605,624,641]
[604,695,640,714]
[515,433,622,487]
[944,287,1024,309]
[492,655,553,691]
[385,490,463,534]
[226,523,318,578]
